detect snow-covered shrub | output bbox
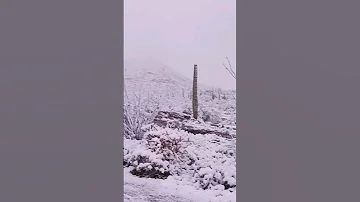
[184,134,236,190]
[124,138,171,179]
[124,87,160,140]
[124,127,236,191]
[199,105,222,124]
[144,127,191,162]
[124,127,191,179]
[129,154,171,179]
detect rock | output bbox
[153,111,236,139]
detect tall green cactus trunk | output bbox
[192,64,198,119]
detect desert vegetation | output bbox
[123,59,236,201]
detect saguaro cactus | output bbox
[212,86,216,100]
[192,64,198,119]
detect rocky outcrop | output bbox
[153,111,236,139]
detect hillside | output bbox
[123,59,236,202]
[125,59,209,98]
[124,59,236,126]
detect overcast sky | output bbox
[124,0,236,90]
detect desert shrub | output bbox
[124,139,171,179]
[184,134,236,191]
[124,127,236,191]
[124,127,191,179]
[124,87,160,140]
[144,127,191,162]
[199,105,222,124]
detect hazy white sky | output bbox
[124,0,236,90]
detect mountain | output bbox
[124,59,227,99]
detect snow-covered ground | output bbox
[124,59,236,202]
[124,167,235,202]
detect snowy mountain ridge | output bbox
[124,59,234,100]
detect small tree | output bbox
[192,64,199,119]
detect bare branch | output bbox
[222,57,236,79]
[223,63,236,79]
[226,57,236,77]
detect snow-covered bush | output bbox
[124,87,160,140]
[124,127,191,179]
[199,105,222,124]
[144,127,191,162]
[124,127,236,191]
[124,138,171,179]
[186,135,236,190]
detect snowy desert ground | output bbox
[123,59,236,202]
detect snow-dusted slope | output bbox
[124,58,236,126]
[123,59,237,202]
[124,59,210,99]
